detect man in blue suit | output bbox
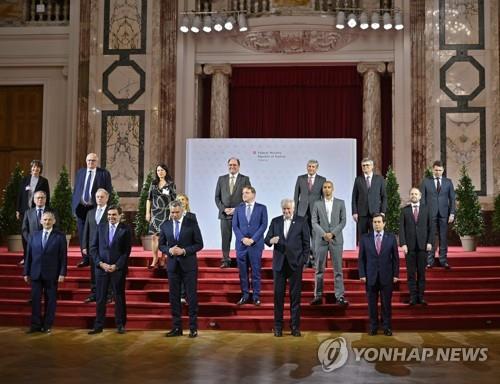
[159,200,204,338]
[420,160,456,268]
[265,198,309,337]
[23,211,67,334]
[88,205,131,335]
[358,214,399,336]
[72,153,113,268]
[232,186,268,306]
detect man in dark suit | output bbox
[310,181,348,306]
[293,159,326,267]
[215,157,251,268]
[399,188,434,305]
[22,191,47,247]
[232,186,268,306]
[23,211,67,334]
[159,200,204,338]
[352,158,387,237]
[88,205,131,335]
[358,214,399,336]
[265,198,310,337]
[80,188,110,303]
[420,160,456,268]
[72,152,113,267]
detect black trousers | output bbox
[273,258,303,331]
[365,277,393,331]
[94,268,126,329]
[31,278,58,329]
[405,249,427,301]
[168,262,198,331]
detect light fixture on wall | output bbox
[179,11,248,34]
[331,8,403,31]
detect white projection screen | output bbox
[185,139,357,250]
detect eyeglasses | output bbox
[362,164,372,167]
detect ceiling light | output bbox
[347,13,357,28]
[179,15,190,33]
[238,13,248,32]
[394,12,403,30]
[214,15,224,32]
[336,11,345,29]
[359,12,369,29]
[203,15,212,32]
[371,12,380,30]
[190,15,201,33]
[224,16,236,31]
[383,12,392,30]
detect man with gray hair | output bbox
[265,198,310,337]
[293,159,326,267]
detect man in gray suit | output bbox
[352,158,387,237]
[420,160,456,268]
[215,157,251,268]
[310,180,348,306]
[294,159,326,267]
[80,188,110,303]
[22,191,48,254]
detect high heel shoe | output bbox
[148,260,158,269]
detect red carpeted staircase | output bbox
[0,246,499,331]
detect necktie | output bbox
[307,176,313,192]
[83,170,92,203]
[229,176,235,194]
[436,178,441,193]
[413,205,419,222]
[246,204,252,222]
[109,224,115,244]
[284,219,290,239]
[37,208,42,222]
[42,231,49,248]
[366,176,371,189]
[174,220,180,240]
[96,208,103,223]
[375,233,382,254]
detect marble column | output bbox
[357,62,386,174]
[203,64,232,138]
[158,0,177,175]
[410,0,427,187]
[74,0,91,168]
[194,64,204,139]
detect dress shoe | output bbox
[419,299,428,306]
[88,328,103,335]
[17,259,25,266]
[310,297,322,305]
[189,329,198,338]
[442,263,451,269]
[107,296,114,304]
[253,299,261,306]
[368,329,378,336]
[291,329,301,337]
[274,329,283,337]
[384,328,393,336]
[236,297,249,305]
[426,264,433,269]
[180,297,187,305]
[337,297,349,306]
[408,299,417,306]
[84,296,96,303]
[77,260,90,268]
[117,326,126,334]
[26,327,42,334]
[166,328,183,337]
[42,328,51,334]
[220,262,230,269]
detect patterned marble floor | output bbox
[1,328,499,384]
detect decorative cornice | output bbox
[357,62,386,74]
[203,63,232,76]
[232,30,358,54]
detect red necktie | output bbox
[413,206,419,222]
[375,233,382,254]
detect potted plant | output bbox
[385,166,401,235]
[51,166,76,245]
[0,164,24,252]
[134,169,154,251]
[454,165,484,251]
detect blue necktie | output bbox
[83,170,92,203]
[42,231,48,249]
[37,208,42,222]
[174,220,180,241]
[246,204,252,222]
[109,224,115,244]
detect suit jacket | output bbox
[358,232,399,286]
[311,197,346,247]
[264,215,310,272]
[294,174,326,217]
[72,167,113,214]
[158,217,204,272]
[399,204,435,251]
[81,206,109,252]
[90,222,131,271]
[215,173,251,220]
[24,229,67,281]
[22,207,59,243]
[17,175,50,215]
[420,176,456,218]
[351,174,387,216]
[232,202,268,252]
